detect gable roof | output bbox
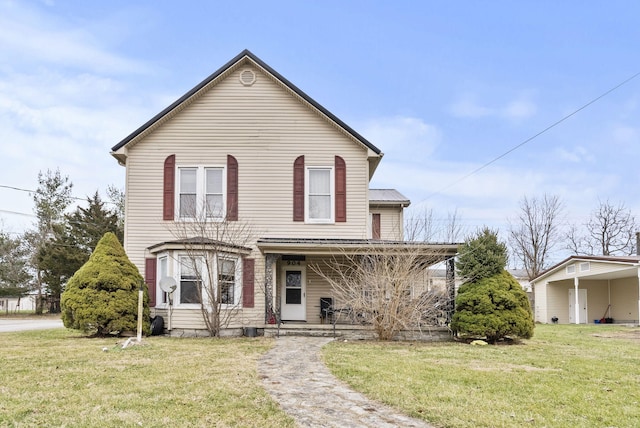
[531,254,640,283]
[111,49,382,160]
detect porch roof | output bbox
[531,255,640,284]
[257,237,459,257]
[147,237,253,255]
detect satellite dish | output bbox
[159,277,177,293]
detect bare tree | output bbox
[310,244,450,340]
[405,207,465,243]
[508,194,564,280]
[169,200,257,337]
[404,208,435,241]
[567,199,637,256]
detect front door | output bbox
[280,265,306,321]
[568,289,587,324]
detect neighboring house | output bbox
[110,49,458,335]
[531,255,640,324]
[0,294,37,313]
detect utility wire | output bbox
[0,184,117,204]
[421,70,640,202]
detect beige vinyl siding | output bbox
[610,277,639,322]
[533,281,547,323]
[369,207,404,240]
[121,65,374,329]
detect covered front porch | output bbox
[257,238,459,331]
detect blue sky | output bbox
[1,0,639,259]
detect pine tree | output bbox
[451,270,534,343]
[61,232,150,336]
[456,227,508,283]
[452,228,533,342]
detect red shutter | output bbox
[242,258,255,308]
[293,156,305,221]
[163,155,176,220]
[372,213,381,240]
[227,155,238,221]
[145,258,157,307]
[335,156,346,222]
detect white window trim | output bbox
[579,262,590,272]
[305,165,334,224]
[176,254,206,308]
[217,254,242,307]
[566,264,576,274]
[175,165,226,221]
[171,252,243,309]
[155,253,170,308]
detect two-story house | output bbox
[111,50,457,336]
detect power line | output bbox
[0,184,118,204]
[421,70,640,202]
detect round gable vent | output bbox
[239,69,256,86]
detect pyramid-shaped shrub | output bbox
[61,232,150,336]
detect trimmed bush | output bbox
[451,270,534,343]
[61,232,150,336]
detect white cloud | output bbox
[357,116,442,160]
[449,94,537,120]
[0,2,163,232]
[553,146,595,163]
[0,1,149,74]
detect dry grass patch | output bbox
[0,329,294,427]
[323,324,640,428]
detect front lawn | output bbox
[323,324,640,428]
[0,329,293,427]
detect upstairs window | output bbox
[293,156,346,223]
[205,168,224,218]
[306,167,334,222]
[177,166,225,219]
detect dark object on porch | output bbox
[551,316,558,324]
[150,316,164,335]
[244,327,258,337]
[320,297,333,323]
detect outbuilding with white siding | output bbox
[531,255,640,325]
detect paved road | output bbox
[259,336,434,428]
[0,318,64,333]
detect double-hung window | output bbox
[157,255,168,305]
[218,257,237,305]
[179,256,202,305]
[306,167,334,222]
[177,166,225,219]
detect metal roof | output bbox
[369,189,410,207]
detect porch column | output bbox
[574,277,580,325]
[264,253,280,323]
[446,257,455,324]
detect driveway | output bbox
[0,317,64,333]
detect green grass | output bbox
[323,324,640,428]
[0,329,294,427]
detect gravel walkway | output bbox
[259,336,434,428]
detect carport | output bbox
[531,255,640,324]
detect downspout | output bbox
[574,277,580,325]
